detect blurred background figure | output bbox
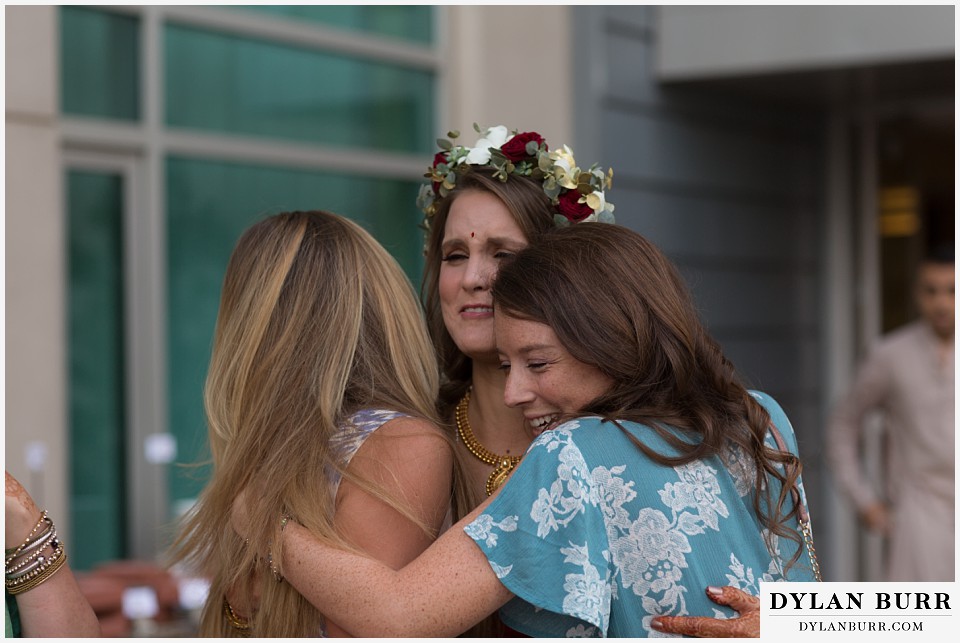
[828,246,954,581]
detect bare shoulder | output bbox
[351,415,453,471]
[372,415,448,439]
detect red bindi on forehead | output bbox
[471,231,475,238]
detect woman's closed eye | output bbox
[441,252,468,263]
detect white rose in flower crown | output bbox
[465,126,511,165]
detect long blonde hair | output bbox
[169,211,443,636]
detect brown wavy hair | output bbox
[169,211,447,636]
[491,222,806,570]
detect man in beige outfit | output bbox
[828,246,954,581]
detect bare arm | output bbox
[281,496,514,637]
[6,471,101,637]
[322,417,454,636]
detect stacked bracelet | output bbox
[5,511,67,596]
[5,528,57,576]
[5,511,50,566]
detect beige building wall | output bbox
[5,5,69,531]
[442,5,573,147]
[3,5,575,542]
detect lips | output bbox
[528,414,559,437]
[460,304,494,317]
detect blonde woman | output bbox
[169,211,455,636]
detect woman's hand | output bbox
[650,586,760,638]
[6,470,43,549]
[5,470,101,636]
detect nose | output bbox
[503,369,535,408]
[463,255,493,292]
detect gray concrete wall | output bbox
[658,5,954,80]
[5,5,69,532]
[573,4,830,569]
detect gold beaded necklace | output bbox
[455,389,522,496]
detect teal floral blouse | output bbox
[465,391,817,637]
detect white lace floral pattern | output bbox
[465,392,816,637]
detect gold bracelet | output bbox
[5,547,66,595]
[223,597,252,632]
[5,511,50,567]
[5,541,63,590]
[6,529,57,576]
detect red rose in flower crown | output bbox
[431,152,448,194]
[557,189,594,223]
[500,132,546,162]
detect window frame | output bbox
[60,4,443,561]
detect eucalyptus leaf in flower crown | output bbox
[417,123,615,233]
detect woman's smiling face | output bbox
[495,310,614,437]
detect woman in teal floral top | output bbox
[233,223,818,637]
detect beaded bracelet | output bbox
[5,543,66,595]
[8,524,54,561]
[6,528,57,576]
[7,542,57,581]
[5,511,50,567]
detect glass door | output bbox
[65,165,130,569]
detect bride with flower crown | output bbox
[419,125,613,506]
[418,125,762,637]
[417,125,615,635]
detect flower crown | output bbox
[416,124,615,231]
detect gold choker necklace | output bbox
[455,389,522,496]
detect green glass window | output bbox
[60,7,139,121]
[165,24,434,154]
[165,156,424,503]
[230,5,433,45]
[67,170,128,570]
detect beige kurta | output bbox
[828,320,955,581]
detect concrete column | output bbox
[441,5,573,145]
[5,6,68,531]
